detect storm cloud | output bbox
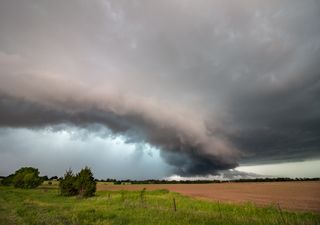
[0,0,319,176]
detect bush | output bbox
[59,167,96,197]
[1,174,15,186]
[59,169,79,196]
[76,167,96,197]
[2,167,42,189]
[114,181,122,185]
[41,176,49,181]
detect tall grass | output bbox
[0,186,319,225]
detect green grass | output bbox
[0,186,319,225]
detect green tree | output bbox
[11,167,42,189]
[59,169,79,196]
[1,174,15,186]
[76,167,96,197]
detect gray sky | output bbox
[0,0,319,178]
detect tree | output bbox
[76,167,96,197]
[59,169,79,196]
[7,167,42,189]
[59,167,97,197]
[41,175,49,181]
[50,176,58,180]
[1,174,15,186]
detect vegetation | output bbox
[59,167,96,197]
[1,174,15,186]
[76,167,96,197]
[1,167,42,189]
[1,168,319,224]
[0,185,319,225]
[59,169,79,196]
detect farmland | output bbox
[98,181,320,213]
[1,182,320,225]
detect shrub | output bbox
[59,167,96,197]
[1,174,15,186]
[2,167,43,189]
[114,181,122,185]
[76,167,96,197]
[59,169,79,196]
[41,176,49,181]
[50,176,58,180]
[1,167,42,189]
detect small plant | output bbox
[140,188,146,204]
[120,190,126,202]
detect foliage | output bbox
[41,176,49,181]
[114,181,122,185]
[14,167,42,189]
[1,167,42,189]
[59,169,79,196]
[76,167,96,197]
[59,167,96,197]
[1,174,15,186]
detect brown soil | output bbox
[97,181,320,213]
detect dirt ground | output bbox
[97,181,320,213]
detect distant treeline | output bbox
[93,177,320,184]
[2,176,319,185]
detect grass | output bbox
[0,186,319,225]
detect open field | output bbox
[1,186,320,225]
[97,181,320,213]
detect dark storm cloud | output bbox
[0,92,238,175]
[222,48,320,163]
[0,0,319,175]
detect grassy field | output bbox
[0,185,319,225]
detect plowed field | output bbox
[98,181,320,212]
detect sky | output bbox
[0,0,319,179]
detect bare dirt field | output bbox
[98,181,320,213]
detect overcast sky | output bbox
[0,0,319,179]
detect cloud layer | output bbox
[0,0,319,176]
